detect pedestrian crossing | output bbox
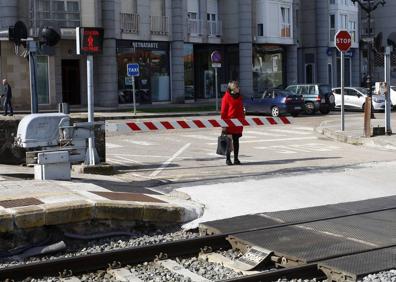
[106,126,343,169]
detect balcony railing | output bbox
[207,20,222,37]
[121,13,139,34]
[150,16,169,36]
[187,19,204,35]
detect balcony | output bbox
[29,0,80,35]
[207,20,222,37]
[187,19,204,36]
[150,16,169,36]
[121,13,139,34]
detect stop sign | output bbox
[335,30,352,52]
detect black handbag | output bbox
[216,134,233,155]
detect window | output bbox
[328,64,333,86]
[329,14,335,41]
[257,23,264,36]
[329,0,335,4]
[33,0,80,28]
[188,12,197,19]
[36,56,49,104]
[281,7,291,37]
[340,14,347,29]
[349,20,356,42]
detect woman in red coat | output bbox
[221,81,245,165]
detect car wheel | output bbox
[271,106,280,117]
[291,112,299,117]
[304,102,315,115]
[319,107,330,114]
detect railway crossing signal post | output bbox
[76,27,104,166]
[335,30,352,132]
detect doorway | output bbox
[62,60,81,105]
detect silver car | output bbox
[332,87,385,111]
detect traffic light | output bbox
[1,21,28,46]
[39,27,61,47]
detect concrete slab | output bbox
[0,177,202,233]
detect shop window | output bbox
[117,42,170,104]
[184,44,195,100]
[253,46,284,94]
[36,56,49,104]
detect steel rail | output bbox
[0,235,229,280]
[223,264,325,282]
[2,205,396,280]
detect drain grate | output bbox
[90,191,165,203]
[0,198,44,208]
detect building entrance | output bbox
[61,60,81,105]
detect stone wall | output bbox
[0,118,106,165]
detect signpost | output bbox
[127,63,140,115]
[211,51,222,112]
[76,27,104,166]
[335,30,352,131]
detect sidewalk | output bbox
[316,115,396,150]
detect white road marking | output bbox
[294,126,314,131]
[181,134,216,140]
[115,156,144,165]
[123,140,156,146]
[106,143,123,148]
[255,143,341,154]
[208,136,317,145]
[268,128,313,135]
[150,143,191,177]
[247,130,287,137]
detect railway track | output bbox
[2,200,396,281]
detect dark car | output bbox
[244,89,304,117]
[285,84,335,115]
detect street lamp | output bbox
[351,0,386,98]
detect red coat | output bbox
[221,90,245,135]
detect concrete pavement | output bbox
[1,108,396,234]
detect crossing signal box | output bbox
[76,27,104,55]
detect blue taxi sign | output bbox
[127,63,140,77]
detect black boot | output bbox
[226,153,233,165]
[233,135,241,165]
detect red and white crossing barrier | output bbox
[106,116,292,133]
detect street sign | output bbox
[211,51,222,63]
[127,63,140,77]
[335,30,352,53]
[212,63,221,68]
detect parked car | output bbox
[244,89,304,117]
[285,84,335,115]
[390,86,396,108]
[332,87,385,111]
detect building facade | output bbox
[298,0,360,88]
[0,0,346,111]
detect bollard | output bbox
[58,103,69,114]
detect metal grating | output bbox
[0,197,43,208]
[230,226,373,263]
[319,247,396,281]
[199,214,280,235]
[90,191,165,203]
